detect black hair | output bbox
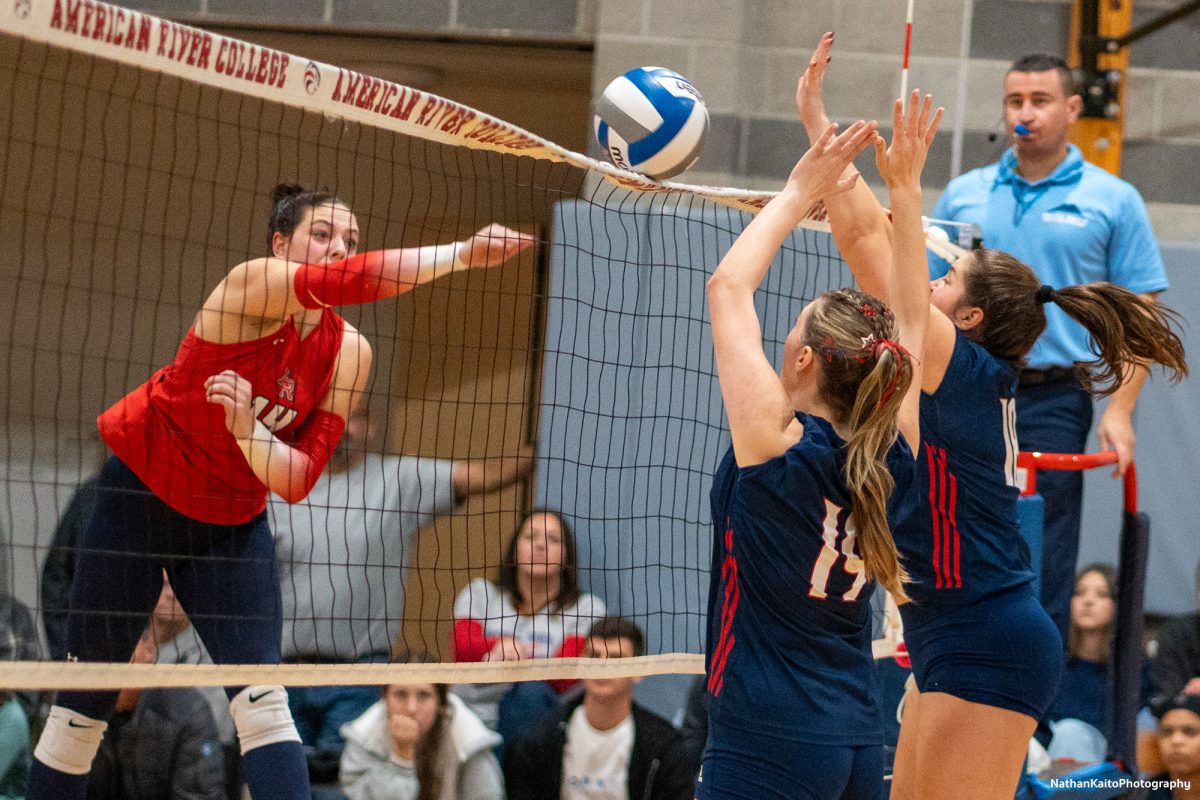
[265,182,347,254]
[1007,53,1080,96]
[586,616,646,657]
[497,509,580,613]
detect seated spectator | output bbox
[0,689,29,800]
[276,403,531,782]
[87,626,225,799]
[1141,693,1200,800]
[452,510,606,739]
[0,591,40,724]
[338,653,503,800]
[503,617,693,800]
[1150,561,1200,710]
[1036,564,1119,763]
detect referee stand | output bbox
[1015,452,1149,800]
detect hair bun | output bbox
[271,182,308,208]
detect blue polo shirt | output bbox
[931,145,1168,369]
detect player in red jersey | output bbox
[28,183,533,800]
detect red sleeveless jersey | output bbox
[99,311,345,524]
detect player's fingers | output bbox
[915,93,932,134]
[814,121,838,149]
[926,107,945,145]
[892,98,904,140]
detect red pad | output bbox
[279,408,346,502]
[293,252,389,309]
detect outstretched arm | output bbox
[197,224,536,341]
[708,120,876,467]
[796,33,894,300]
[873,92,943,450]
[451,444,536,503]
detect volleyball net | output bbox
[0,0,897,690]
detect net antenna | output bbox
[898,0,916,104]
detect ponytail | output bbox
[1047,282,1187,395]
[806,289,914,602]
[844,343,914,603]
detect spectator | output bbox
[0,689,29,800]
[275,403,531,780]
[86,627,225,800]
[1036,564,1118,763]
[452,510,605,739]
[503,617,693,800]
[931,53,1170,643]
[1150,561,1200,709]
[0,592,40,724]
[1141,693,1200,800]
[338,654,502,800]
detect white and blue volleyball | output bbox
[594,67,708,180]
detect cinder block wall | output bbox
[592,0,1200,241]
[117,0,1200,235]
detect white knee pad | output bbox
[34,706,108,775]
[229,685,301,755]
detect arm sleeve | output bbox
[457,750,505,800]
[453,619,496,663]
[280,409,346,503]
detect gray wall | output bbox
[593,0,1200,242]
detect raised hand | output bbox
[873,90,944,191]
[786,119,878,204]
[796,32,835,142]
[204,370,257,439]
[388,711,421,754]
[458,224,536,269]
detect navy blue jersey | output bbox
[706,414,914,746]
[893,331,1034,606]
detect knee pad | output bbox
[34,706,108,775]
[229,685,301,755]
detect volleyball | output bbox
[593,67,709,180]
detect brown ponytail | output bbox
[1049,282,1187,395]
[960,249,1187,392]
[805,290,914,601]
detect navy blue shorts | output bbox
[60,455,282,719]
[901,583,1063,719]
[697,727,882,800]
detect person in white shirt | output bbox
[451,510,606,737]
[502,617,694,800]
